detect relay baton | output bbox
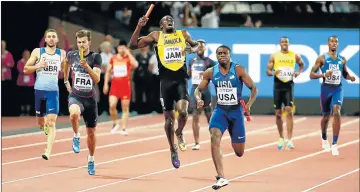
[79,48,84,60]
[145,4,154,18]
[240,100,251,122]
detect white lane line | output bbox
[80,117,360,192]
[1,117,307,184]
[2,122,164,151]
[2,117,303,165]
[301,168,360,192]
[189,139,359,192]
[2,114,154,139]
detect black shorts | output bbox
[273,88,294,110]
[160,78,189,111]
[68,93,98,128]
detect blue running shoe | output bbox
[171,151,180,169]
[88,161,95,175]
[72,137,80,153]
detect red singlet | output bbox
[109,54,132,100]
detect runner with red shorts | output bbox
[103,40,138,135]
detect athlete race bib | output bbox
[74,72,93,90]
[277,67,294,82]
[216,87,238,105]
[192,71,203,85]
[23,75,30,83]
[325,70,341,85]
[113,65,127,77]
[164,47,182,64]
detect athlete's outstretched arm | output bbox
[129,16,156,49]
[24,48,45,74]
[310,55,325,79]
[194,68,212,106]
[182,30,199,53]
[266,54,275,76]
[341,57,356,81]
[236,65,258,109]
[295,54,305,75]
[81,53,102,84]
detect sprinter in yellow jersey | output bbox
[266,37,304,150]
[129,15,199,169]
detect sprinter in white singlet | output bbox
[24,29,66,160]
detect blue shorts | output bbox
[209,106,246,143]
[320,84,343,115]
[34,90,59,117]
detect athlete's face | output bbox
[328,37,338,51]
[280,38,289,51]
[45,32,58,48]
[160,16,175,33]
[216,47,231,66]
[197,42,206,56]
[77,36,90,53]
[117,45,126,56]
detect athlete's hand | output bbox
[185,43,195,53]
[103,84,109,95]
[197,99,204,109]
[294,72,300,78]
[244,103,251,116]
[80,59,89,69]
[349,76,356,82]
[38,59,48,69]
[324,70,333,78]
[137,16,149,28]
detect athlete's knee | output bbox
[177,108,188,117]
[47,118,56,128]
[37,117,46,127]
[210,129,221,147]
[284,106,292,115]
[322,114,330,122]
[69,105,81,121]
[109,102,117,110]
[275,110,282,119]
[86,128,96,138]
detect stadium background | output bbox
[2,1,359,119]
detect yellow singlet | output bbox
[273,51,296,83]
[156,30,186,71]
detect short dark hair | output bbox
[44,29,58,37]
[76,29,91,41]
[216,45,231,54]
[118,39,127,46]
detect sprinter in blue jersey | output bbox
[24,29,67,160]
[310,36,355,156]
[195,45,258,190]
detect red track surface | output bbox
[2,115,359,192]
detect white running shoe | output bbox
[286,140,295,150]
[212,176,229,190]
[322,139,331,152]
[192,144,200,150]
[118,129,128,136]
[332,144,339,156]
[111,124,120,133]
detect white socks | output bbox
[74,132,80,138]
[88,155,94,162]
